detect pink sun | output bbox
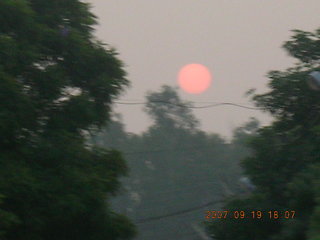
[178,63,212,94]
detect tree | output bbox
[0,0,136,239]
[144,85,199,131]
[94,86,254,239]
[206,27,320,240]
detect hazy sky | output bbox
[88,0,320,139]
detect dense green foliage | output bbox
[0,0,136,239]
[207,28,320,240]
[94,86,259,239]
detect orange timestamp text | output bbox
[205,210,296,220]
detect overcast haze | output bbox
[88,0,320,139]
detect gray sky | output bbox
[88,0,320,139]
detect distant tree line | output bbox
[93,85,260,239]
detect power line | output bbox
[114,100,261,110]
[135,198,223,224]
[117,99,254,105]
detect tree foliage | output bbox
[207,27,320,240]
[144,85,199,130]
[0,0,136,239]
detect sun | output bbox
[177,63,212,94]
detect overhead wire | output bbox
[114,99,262,110]
[111,126,320,225]
[134,198,224,224]
[110,99,320,225]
